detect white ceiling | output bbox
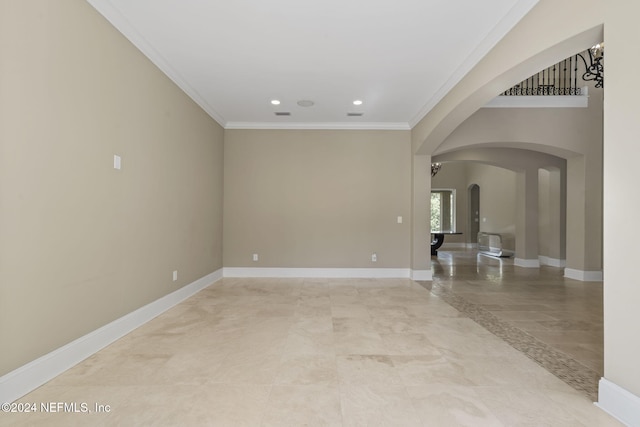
[87,0,538,130]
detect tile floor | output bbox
[427,250,606,401]
[1,249,622,426]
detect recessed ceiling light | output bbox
[353,100,363,106]
[297,100,315,107]
[271,100,281,105]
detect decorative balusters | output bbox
[502,47,603,96]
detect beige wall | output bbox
[432,161,518,250]
[432,161,567,261]
[223,130,411,268]
[538,168,565,261]
[603,1,640,398]
[538,170,552,257]
[411,155,432,274]
[432,89,601,272]
[433,101,603,159]
[432,161,518,252]
[442,85,605,268]
[466,164,517,251]
[433,148,566,257]
[431,162,468,245]
[0,0,224,376]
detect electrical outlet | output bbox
[173,270,178,281]
[253,253,259,262]
[371,253,377,262]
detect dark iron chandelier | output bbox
[431,163,442,177]
[577,43,604,88]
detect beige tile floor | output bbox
[1,250,622,426]
[433,250,604,371]
[428,249,605,400]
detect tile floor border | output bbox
[423,282,601,401]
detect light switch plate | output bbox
[114,155,121,170]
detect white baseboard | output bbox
[596,378,640,426]
[539,256,567,268]
[411,269,432,281]
[223,267,411,278]
[564,268,603,282]
[0,269,223,404]
[514,258,541,268]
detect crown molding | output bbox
[224,122,411,131]
[86,0,227,127]
[408,0,539,127]
[89,0,538,131]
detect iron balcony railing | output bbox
[502,47,603,96]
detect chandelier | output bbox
[431,163,442,177]
[577,43,604,88]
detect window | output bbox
[431,189,455,232]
